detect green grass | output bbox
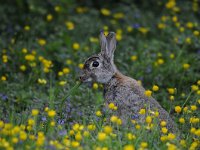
[0,0,200,149]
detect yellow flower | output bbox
[72,123,80,131]
[117,118,122,125]
[193,30,199,36]
[108,103,117,110]
[190,105,197,111]
[20,124,26,130]
[135,124,141,129]
[65,21,74,30]
[100,8,111,16]
[75,133,82,141]
[38,78,47,84]
[123,145,135,150]
[140,142,148,148]
[29,134,35,140]
[161,15,168,22]
[144,90,152,97]
[138,27,149,34]
[73,43,80,50]
[190,127,196,134]
[139,109,146,115]
[28,119,35,126]
[19,131,27,141]
[24,25,30,31]
[31,109,39,116]
[54,6,61,12]
[76,7,88,13]
[179,118,185,124]
[158,23,166,29]
[175,106,182,113]
[27,125,33,131]
[160,121,167,127]
[2,54,8,63]
[169,96,174,101]
[180,140,186,147]
[179,27,185,33]
[157,52,162,57]
[103,25,108,31]
[127,133,136,140]
[36,132,45,146]
[104,31,109,36]
[98,132,107,141]
[131,55,137,61]
[157,58,164,65]
[66,59,72,65]
[46,14,53,21]
[196,90,200,95]
[172,16,178,22]
[48,110,56,117]
[167,143,177,150]
[38,39,46,46]
[169,54,175,59]
[160,135,168,142]
[110,115,118,123]
[25,54,35,61]
[191,85,198,91]
[83,131,90,137]
[161,127,168,134]
[103,126,112,134]
[87,124,96,131]
[183,106,188,112]
[183,63,190,70]
[20,65,26,71]
[195,129,200,136]
[96,111,102,117]
[71,141,80,147]
[69,130,75,135]
[113,13,124,19]
[115,34,122,41]
[89,37,98,43]
[12,137,19,144]
[185,37,191,44]
[0,120,4,128]
[167,133,176,140]
[190,142,199,150]
[152,85,159,91]
[1,76,7,81]
[93,83,98,89]
[145,116,152,124]
[58,71,63,76]
[186,22,194,29]
[155,111,159,117]
[127,26,133,32]
[165,1,176,9]
[167,88,175,94]
[79,63,84,69]
[50,121,55,126]
[59,81,67,86]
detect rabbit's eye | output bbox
[92,61,99,67]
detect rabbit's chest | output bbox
[104,84,143,108]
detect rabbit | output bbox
[79,31,179,134]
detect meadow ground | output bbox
[0,0,200,149]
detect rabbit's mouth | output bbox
[79,75,92,83]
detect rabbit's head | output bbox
[79,31,117,84]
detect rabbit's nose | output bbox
[79,75,85,82]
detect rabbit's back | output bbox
[104,72,179,133]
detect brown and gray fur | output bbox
[80,31,179,133]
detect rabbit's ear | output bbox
[99,31,116,62]
[106,32,116,60]
[99,31,107,54]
